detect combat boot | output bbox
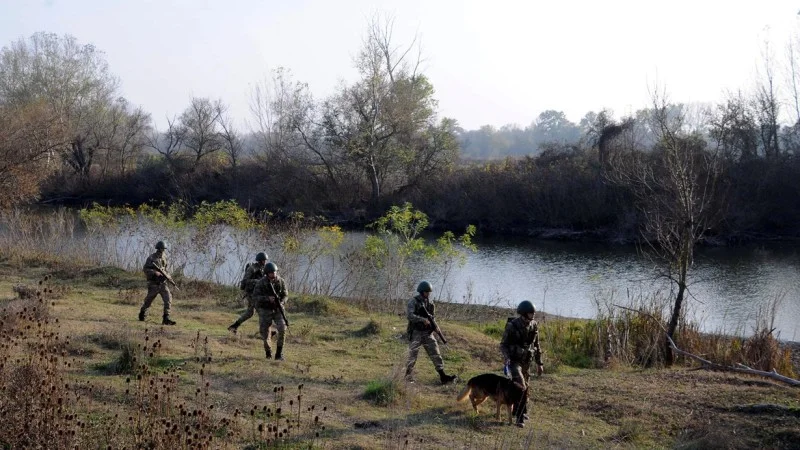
[437,369,457,384]
[274,346,284,361]
[515,402,528,427]
[264,342,272,359]
[227,323,238,334]
[138,310,145,321]
[162,316,176,326]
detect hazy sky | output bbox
[1,0,799,130]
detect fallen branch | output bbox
[612,304,800,387]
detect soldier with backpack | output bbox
[251,262,289,360]
[228,252,268,334]
[500,300,544,428]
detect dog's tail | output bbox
[456,383,471,402]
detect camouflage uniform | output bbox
[500,316,543,388]
[405,294,445,374]
[228,262,266,332]
[500,316,543,425]
[252,274,288,359]
[139,250,172,322]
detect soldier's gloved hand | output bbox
[422,319,430,327]
[268,296,277,305]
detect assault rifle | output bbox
[419,303,447,344]
[268,281,290,327]
[152,263,179,290]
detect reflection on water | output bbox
[441,238,800,341]
[103,227,799,341]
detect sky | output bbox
[1,0,799,131]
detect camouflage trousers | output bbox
[231,294,256,328]
[507,360,531,389]
[256,307,286,351]
[508,359,531,423]
[406,329,444,372]
[141,282,172,318]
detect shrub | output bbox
[355,319,382,337]
[363,378,403,406]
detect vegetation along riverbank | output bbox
[1,236,799,448]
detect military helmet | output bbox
[416,281,433,293]
[516,300,536,315]
[265,262,278,273]
[155,241,167,250]
[256,252,268,262]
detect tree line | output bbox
[1,20,799,243]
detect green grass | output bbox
[1,255,799,449]
[363,378,404,406]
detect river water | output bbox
[441,238,800,341]
[82,226,800,341]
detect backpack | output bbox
[239,263,251,290]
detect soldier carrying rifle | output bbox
[251,262,289,360]
[138,240,177,325]
[405,281,457,385]
[228,252,269,334]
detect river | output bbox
[28,218,793,342]
[112,228,799,341]
[441,237,800,341]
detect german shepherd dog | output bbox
[456,373,525,424]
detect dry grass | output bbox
[1,255,799,449]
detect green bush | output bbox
[363,379,403,406]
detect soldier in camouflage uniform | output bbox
[228,252,268,334]
[405,281,457,384]
[500,300,544,427]
[251,262,288,360]
[138,241,176,325]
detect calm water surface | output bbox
[442,238,800,341]
[104,229,800,341]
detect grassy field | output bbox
[1,255,799,449]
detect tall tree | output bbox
[178,97,224,172]
[93,97,151,180]
[319,15,459,202]
[0,32,119,181]
[753,39,780,159]
[603,90,723,366]
[0,102,66,207]
[531,110,582,145]
[708,91,759,162]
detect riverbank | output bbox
[1,255,799,449]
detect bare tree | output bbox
[178,97,224,172]
[87,98,151,182]
[753,39,781,159]
[604,89,724,366]
[249,68,345,192]
[145,116,184,167]
[249,68,309,162]
[114,103,151,176]
[217,105,243,169]
[708,91,759,161]
[785,37,800,125]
